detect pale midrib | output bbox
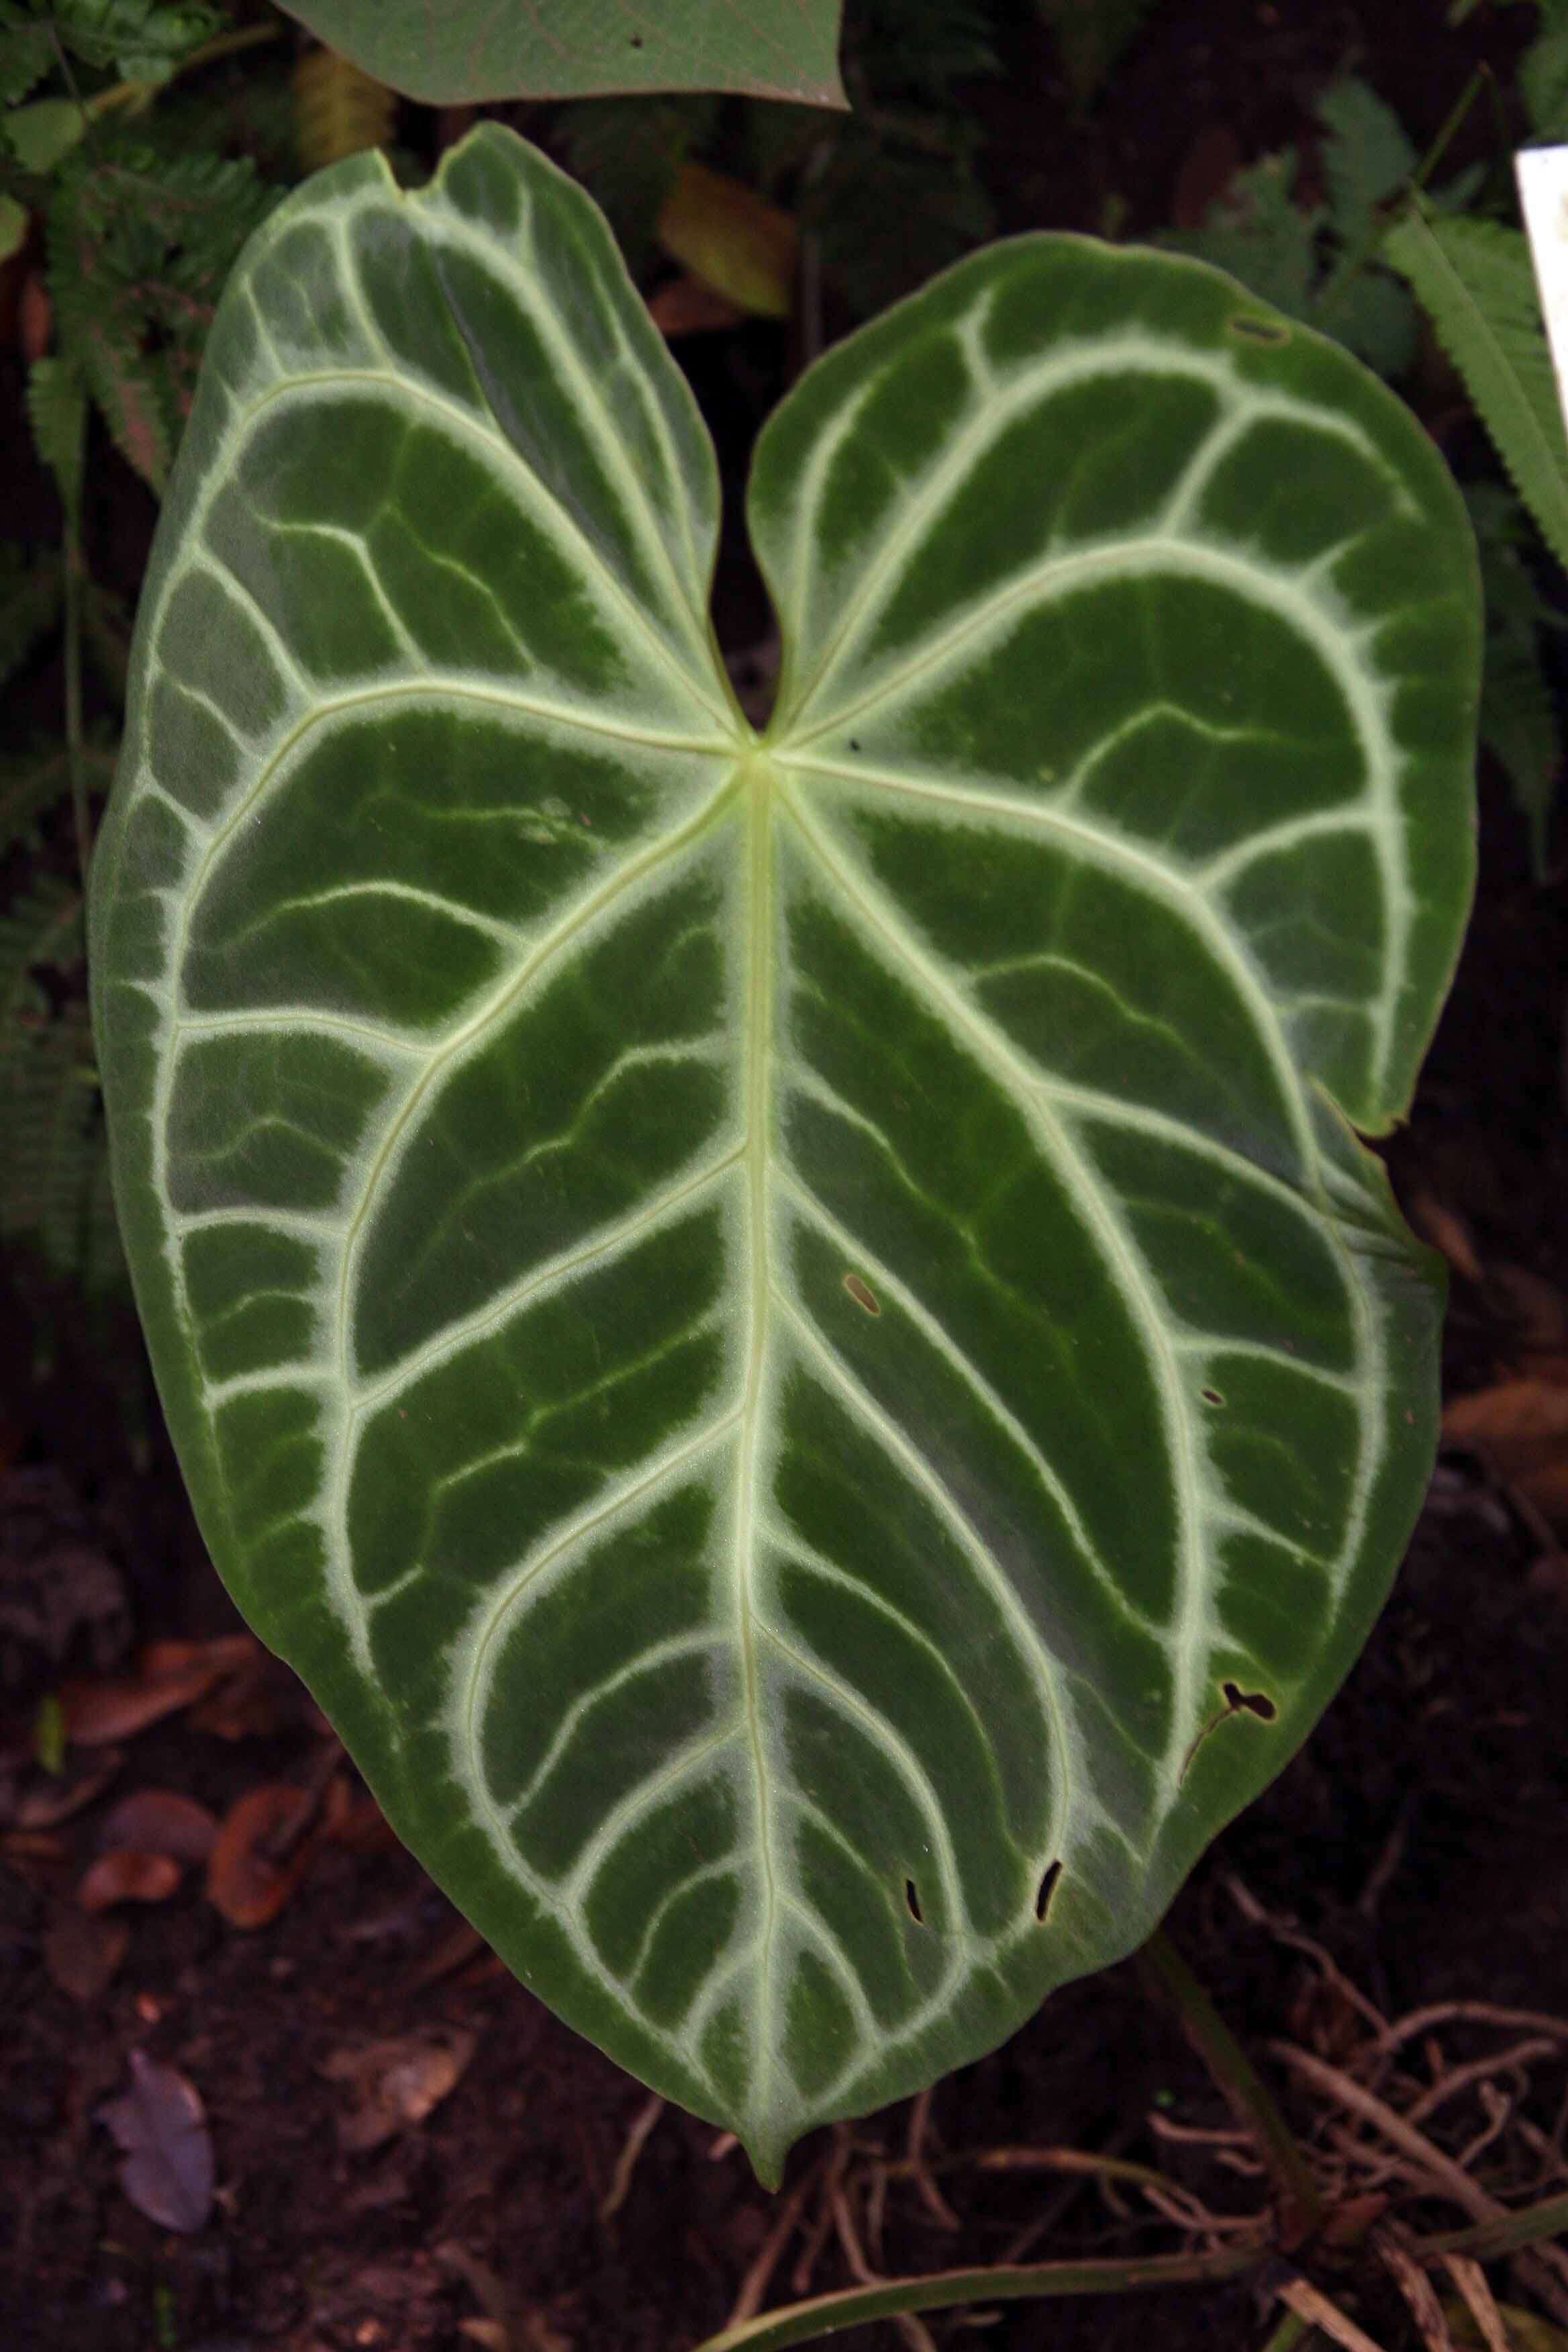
[735,756,781,2124]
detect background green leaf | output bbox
[92,129,1479,2184]
[275,0,846,105]
[1385,205,1568,575]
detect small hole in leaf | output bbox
[843,1271,881,1316]
[1222,1680,1277,1722]
[1201,1387,1224,1407]
[628,32,644,46]
[1228,313,1289,345]
[1035,1859,1063,1923]
[848,739,862,752]
[905,1878,924,1924]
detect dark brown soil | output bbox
[3,3,1568,2347]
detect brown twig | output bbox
[1139,2183,1263,2239]
[1375,2226,1458,2351]
[1224,1873,1391,2039]
[1404,2045,1559,2131]
[1147,2112,1256,2148]
[1271,2043,1568,2324]
[1438,2253,1512,2352]
[1453,2086,1513,2177]
[791,2130,850,2297]
[1516,2116,1568,2188]
[1371,2007,1568,2061]
[903,2089,959,2231]
[599,2092,664,2222]
[995,2124,1142,2264]
[829,2175,936,2352]
[1275,2273,1389,2352]
[724,2163,822,2329]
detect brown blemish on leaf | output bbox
[843,1272,880,1316]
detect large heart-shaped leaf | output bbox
[91,128,1478,2183]
[276,0,846,105]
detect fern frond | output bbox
[1467,481,1565,877]
[1385,205,1568,575]
[0,736,115,856]
[0,866,121,1287]
[44,136,278,491]
[13,0,222,80]
[26,356,87,513]
[0,18,52,105]
[1316,76,1414,246]
[1036,0,1155,109]
[1160,152,1321,319]
[0,874,85,1235]
[1522,0,1568,136]
[1481,630,1560,874]
[0,544,61,693]
[293,44,395,171]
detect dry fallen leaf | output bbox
[98,1789,218,1866]
[1409,1188,1484,1284]
[0,1465,130,1688]
[79,1850,183,1911]
[185,1640,300,1740]
[42,1906,129,2002]
[13,1749,123,1828]
[326,1789,399,1853]
[1443,1376,1568,1526]
[205,1783,317,1928]
[405,1916,486,1992]
[321,2030,477,2153]
[59,1657,224,1747]
[1487,1263,1568,1353]
[97,2049,215,2233]
[656,162,796,316]
[648,273,745,337]
[137,1635,256,1679]
[1444,1376,1568,1450]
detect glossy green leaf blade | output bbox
[277,0,846,105]
[750,236,1475,2147]
[93,128,1479,2188]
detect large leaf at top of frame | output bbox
[276,0,846,104]
[90,127,1479,2184]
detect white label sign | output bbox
[1516,144,1568,443]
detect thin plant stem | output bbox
[1139,1929,1322,2244]
[89,19,284,119]
[1411,62,1491,199]
[1257,2310,1317,2352]
[1317,62,1488,326]
[689,2241,1267,2352]
[62,461,92,887]
[1417,2189,1568,2261]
